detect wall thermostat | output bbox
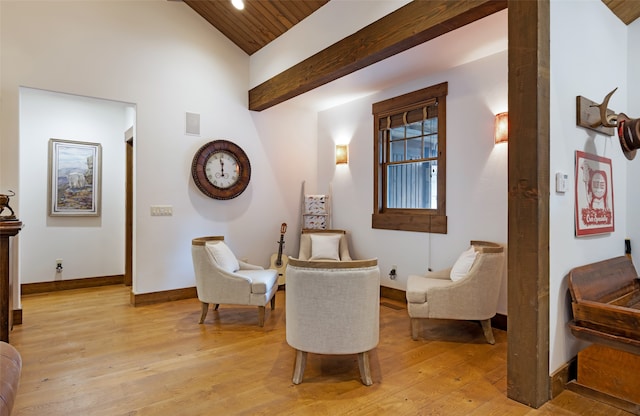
[555,172,569,193]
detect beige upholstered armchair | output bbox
[191,236,278,327]
[285,258,380,385]
[406,241,505,344]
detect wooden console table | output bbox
[0,220,23,343]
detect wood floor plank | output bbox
[7,285,633,415]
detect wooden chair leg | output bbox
[270,293,276,310]
[480,319,495,345]
[199,302,209,324]
[258,306,266,327]
[410,318,420,340]
[213,303,219,311]
[358,351,373,386]
[292,350,307,385]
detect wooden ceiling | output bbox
[183,0,640,111]
[602,0,640,25]
[184,0,640,57]
[183,0,329,55]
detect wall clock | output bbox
[191,140,251,200]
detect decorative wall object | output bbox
[48,139,102,216]
[494,112,508,143]
[575,151,614,236]
[577,88,640,160]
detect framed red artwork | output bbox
[575,151,614,236]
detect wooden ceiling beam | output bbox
[248,0,507,111]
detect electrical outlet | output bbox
[150,205,173,216]
[389,265,397,280]
[56,258,63,273]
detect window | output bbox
[372,82,447,233]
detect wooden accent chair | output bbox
[285,257,380,386]
[191,236,278,327]
[406,241,505,344]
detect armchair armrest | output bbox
[238,260,263,271]
[423,268,452,280]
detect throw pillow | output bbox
[206,241,240,273]
[450,246,478,282]
[309,234,342,261]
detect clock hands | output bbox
[216,155,229,180]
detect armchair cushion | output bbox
[309,233,341,261]
[450,246,477,282]
[406,269,453,303]
[206,241,239,273]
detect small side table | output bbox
[0,220,23,343]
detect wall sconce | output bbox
[335,144,348,165]
[494,112,508,144]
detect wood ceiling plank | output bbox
[265,1,300,28]
[253,1,291,33]
[248,0,508,111]
[185,0,259,54]
[239,3,283,47]
[602,0,640,25]
[185,0,328,55]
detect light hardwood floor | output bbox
[9,285,631,416]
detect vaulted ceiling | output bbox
[183,0,640,111]
[183,0,329,55]
[185,0,640,56]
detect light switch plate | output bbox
[150,205,173,216]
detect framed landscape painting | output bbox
[48,139,102,216]
[575,150,614,236]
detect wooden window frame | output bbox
[372,82,447,233]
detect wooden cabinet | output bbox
[0,220,22,343]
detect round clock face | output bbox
[191,140,251,200]
[205,151,239,189]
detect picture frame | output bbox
[48,139,102,216]
[575,150,614,236]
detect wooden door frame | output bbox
[124,127,133,287]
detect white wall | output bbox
[317,51,509,313]
[19,88,131,284]
[1,1,317,296]
[249,0,411,88]
[549,0,630,373]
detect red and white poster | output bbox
[575,151,614,236]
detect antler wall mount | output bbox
[576,88,640,160]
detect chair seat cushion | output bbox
[406,274,455,303]
[235,269,277,294]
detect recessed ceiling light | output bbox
[231,0,244,10]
